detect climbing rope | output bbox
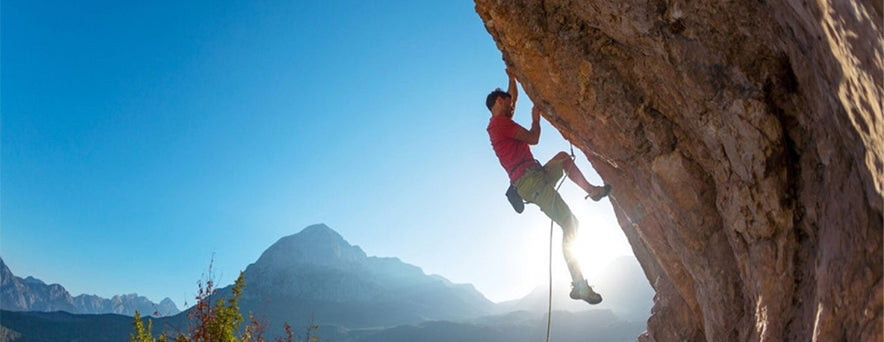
[545,144,575,342]
[546,212,554,342]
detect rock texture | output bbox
[475,1,882,341]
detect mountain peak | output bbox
[297,223,347,243]
[23,276,46,286]
[252,224,367,270]
[301,223,333,233]
[235,225,496,329]
[0,258,11,284]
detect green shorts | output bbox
[513,158,576,231]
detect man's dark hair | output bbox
[486,88,510,112]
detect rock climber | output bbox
[485,68,611,304]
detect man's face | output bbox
[496,95,513,117]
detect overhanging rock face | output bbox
[474,1,882,341]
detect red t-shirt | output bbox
[487,115,536,182]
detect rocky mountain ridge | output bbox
[0,257,179,317]
[225,223,495,333]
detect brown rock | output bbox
[475,0,883,341]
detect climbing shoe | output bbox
[570,279,602,304]
[586,184,612,202]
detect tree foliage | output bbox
[130,311,155,342]
[130,265,317,342]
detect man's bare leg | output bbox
[551,152,608,199]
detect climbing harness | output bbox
[505,158,542,214]
[506,144,577,214]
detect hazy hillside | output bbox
[1,309,645,342]
[1,310,143,342]
[357,310,644,342]
[498,256,654,322]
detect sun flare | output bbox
[569,233,615,280]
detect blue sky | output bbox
[2,1,634,305]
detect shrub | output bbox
[131,265,316,342]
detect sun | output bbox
[514,201,634,294]
[568,224,624,281]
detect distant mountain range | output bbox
[0,257,179,317]
[0,224,652,341]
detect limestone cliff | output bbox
[475,1,882,341]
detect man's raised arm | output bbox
[513,105,541,145]
[506,68,518,108]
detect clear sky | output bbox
[1,1,635,305]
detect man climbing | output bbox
[486,69,611,304]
